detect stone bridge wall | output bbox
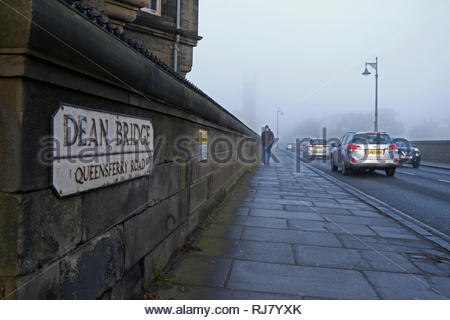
[411,140,450,164]
[0,0,258,299]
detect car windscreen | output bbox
[351,134,391,145]
[393,139,409,148]
[310,139,326,145]
[392,139,411,148]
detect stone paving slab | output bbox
[321,213,401,227]
[228,215,288,229]
[370,225,422,240]
[349,209,383,217]
[285,205,317,212]
[250,208,323,221]
[152,152,450,300]
[157,285,304,300]
[170,256,233,287]
[227,260,379,299]
[336,234,437,252]
[361,250,420,273]
[241,226,342,247]
[294,245,371,270]
[201,224,243,239]
[196,237,295,264]
[241,201,285,210]
[252,198,313,206]
[411,256,450,277]
[326,222,378,236]
[287,219,328,232]
[363,271,447,299]
[313,207,352,215]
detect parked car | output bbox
[303,139,330,159]
[286,142,295,151]
[392,138,421,168]
[330,132,399,176]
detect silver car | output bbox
[330,132,399,176]
[303,139,330,159]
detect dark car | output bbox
[392,138,421,168]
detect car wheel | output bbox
[341,163,352,176]
[330,156,338,171]
[412,158,420,168]
[385,167,396,177]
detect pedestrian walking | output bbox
[261,125,275,166]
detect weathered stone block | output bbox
[187,210,199,234]
[165,192,188,233]
[0,189,82,277]
[123,201,167,270]
[20,189,82,274]
[0,79,24,193]
[189,179,207,214]
[148,162,182,204]
[14,261,60,299]
[0,0,32,50]
[192,160,214,183]
[111,263,142,299]
[143,220,189,289]
[0,192,20,277]
[0,278,15,300]
[61,228,124,299]
[82,176,149,240]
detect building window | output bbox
[141,0,161,16]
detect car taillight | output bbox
[389,144,398,150]
[348,145,361,151]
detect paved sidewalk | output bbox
[154,152,450,299]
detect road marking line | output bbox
[400,172,416,176]
[438,179,450,184]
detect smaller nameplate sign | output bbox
[52,103,153,197]
[198,129,208,162]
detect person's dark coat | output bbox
[261,130,275,148]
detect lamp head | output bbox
[362,66,371,76]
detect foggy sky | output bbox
[187,0,450,142]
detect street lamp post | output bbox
[362,57,379,132]
[276,107,283,149]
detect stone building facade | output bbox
[86,0,201,77]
